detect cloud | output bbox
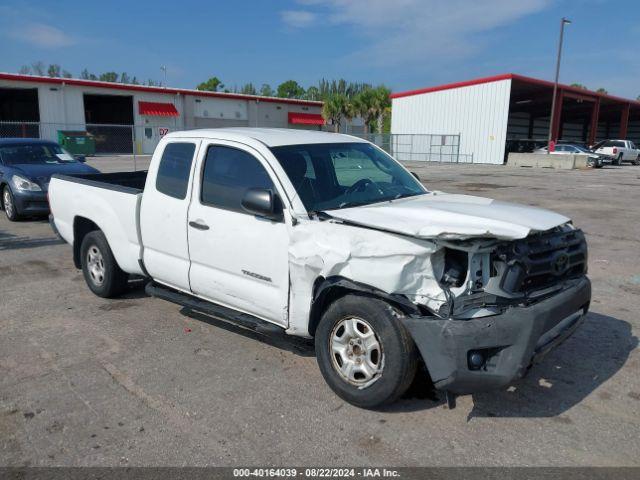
[9,22,75,48]
[283,0,552,66]
[281,10,317,28]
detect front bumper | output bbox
[401,276,591,394]
[13,190,49,216]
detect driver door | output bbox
[187,141,290,326]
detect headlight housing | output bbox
[11,175,42,192]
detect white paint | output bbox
[193,97,247,121]
[391,78,512,164]
[50,128,572,340]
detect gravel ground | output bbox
[1,159,639,467]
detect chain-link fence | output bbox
[351,133,469,163]
[1,121,469,166]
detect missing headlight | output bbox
[440,248,468,288]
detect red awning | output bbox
[138,101,179,117]
[288,112,325,125]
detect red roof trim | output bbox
[288,112,325,125]
[0,72,323,107]
[138,101,179,117]
[391,72,640,107]
[390,74,514,99]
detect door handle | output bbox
[189,220,209,231]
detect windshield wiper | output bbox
[337,201,368,209]
[392,192,417,200]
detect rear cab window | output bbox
[155,142,196,199]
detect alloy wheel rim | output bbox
[87,246,106,286]
[3,190,13,218]
[330,316,384,387]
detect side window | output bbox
[156,142,196,199]
[331,148,393,187]
[201,145,274,213]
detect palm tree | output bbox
[352,89,378,134]
[372,86,391,134]
[322,93,352,133]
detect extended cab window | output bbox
[201,146,274,213]
[156,142,196,199]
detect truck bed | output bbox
[52,170,148,194]
[49,171,147,276]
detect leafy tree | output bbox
[304,86,321,101]
[99,72,119,82]
[570,83,587,89]
[18,65,31,75]
[240,83,257,95]
[277,80,305,99]
[260,83,274,97]
[131,77,140,85]
[62,70,73,78]
[47,64,61,77]
[322,93,352,132]
[596,88,608,94]
[31,61,45,76]
[120,72,131,84]
[197,76,224,92]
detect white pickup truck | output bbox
[49,128,591,408]
[592,139,640,165]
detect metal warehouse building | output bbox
[0,73,324,154]
[391,73,640,164]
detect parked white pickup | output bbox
[592,139,640,165]
[48,128,591,408]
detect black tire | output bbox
[634,156,640,166]
[616,153,623,166]
[2,186,21,221]
[315,294,418,408]
[80,231,128,298]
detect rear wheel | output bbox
[633,155,640,166]
[80,231,128,298]
[315,294,418,408]
[2,186,21,222]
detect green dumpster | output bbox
[57,131,96,156]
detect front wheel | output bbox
[633,155,640,166]
[2,186,20,221]
[615,153,623,166]
[80,231,129,298]
[315,294,418,408]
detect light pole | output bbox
[547,17,571,153]
[160,66,167,87]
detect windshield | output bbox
[0,144,77,166]
[270,142,427,212]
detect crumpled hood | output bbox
[327,193,570,240]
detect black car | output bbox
[0,138,99,221]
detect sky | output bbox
[1,0,639,98]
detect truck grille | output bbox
[498,226,587,295]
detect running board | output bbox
[145,282,285,335]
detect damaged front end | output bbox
[402,223,591,394]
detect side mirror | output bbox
[74,155,86,162]
[411,171,420,181]
[241,188,283,221]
